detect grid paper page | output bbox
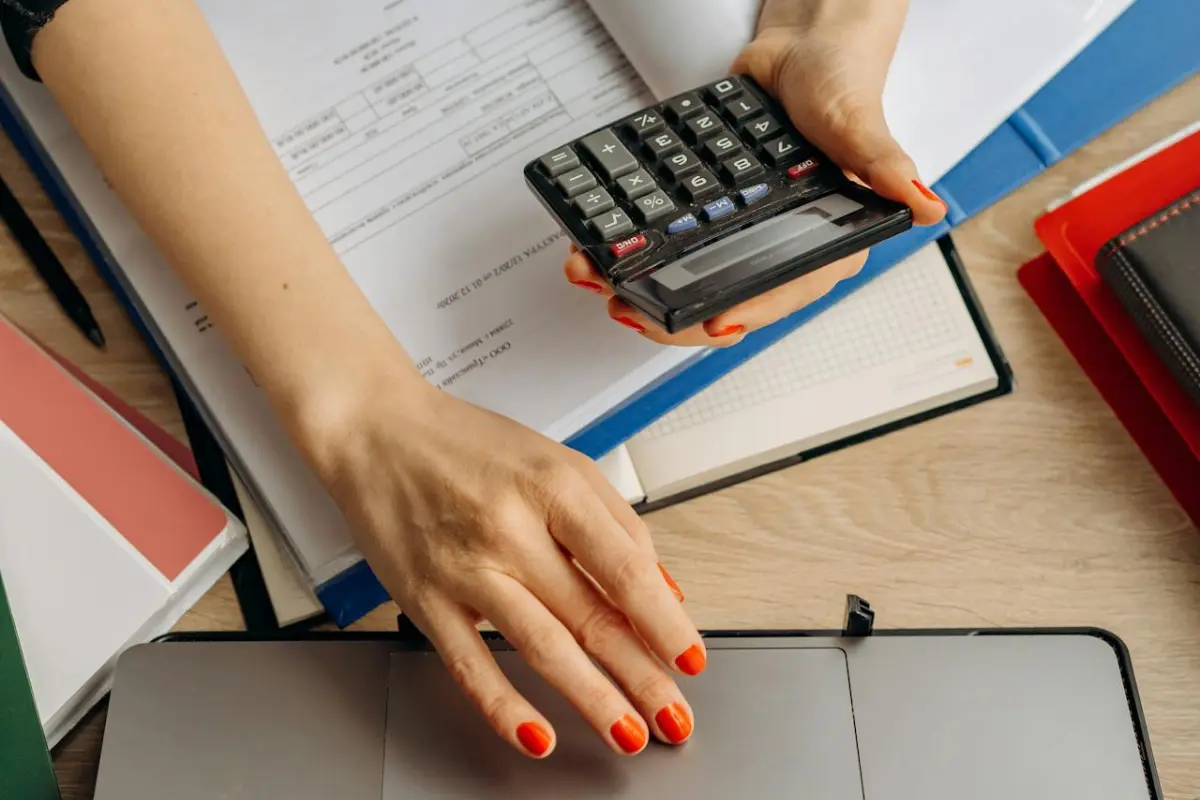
[638,253,963,440]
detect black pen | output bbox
[0,173,105,349]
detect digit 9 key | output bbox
[524,75,912,333]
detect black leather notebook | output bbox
[1096,187,1200,407]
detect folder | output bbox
[0,0,1195,627]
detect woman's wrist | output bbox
[264,314,437,481]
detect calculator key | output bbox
[590,208,636,241]
[624,110,667,139]
[738,183,770,206]
[702,196,737,222]
[616,168,656,201]
[761,134,804,166]
[787,158,820,180]
[665,93,705,122]
[645,130,684,161]
[701,133,742,162]
[661,148,702,180]
[666,213,698,235]
[684,112,724,143]
[705,77,744,104]
[632,189,676,224]
[556,166,598,198]
[539,146,579,177]
[742,114,784,145]
[573,187,615,218]
[678,168,722,203]
[721,153,765,183]
[580,129,638,180]
[610,232,649,259]
[723,94,764,123]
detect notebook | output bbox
[0,315,247,746]
[596,237,1009,507]
[0,0,1187,627]
[1020,124,1200,524]
[0,572,60,800]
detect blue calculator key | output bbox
[738,183,770,205]
[702,196,736,221]
[666,213,698,235]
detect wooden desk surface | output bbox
[2,75,1198,799]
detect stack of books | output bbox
[1021,124,1200,525]
[0,0,1194,638]
[0,314,246,757]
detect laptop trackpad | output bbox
[382,646,863,798]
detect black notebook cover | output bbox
[1095,187,1200,407]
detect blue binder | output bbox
[1,0,1195,627]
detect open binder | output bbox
[0,0,1195,628]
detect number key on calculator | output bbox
[524,75,912,333]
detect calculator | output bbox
[524,75,913,333]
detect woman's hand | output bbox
[563,0,946,347]
[314,372,703,759]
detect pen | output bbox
[0,173,105,349]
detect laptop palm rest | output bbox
[383,646,863,798]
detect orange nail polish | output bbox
[516,721,552,756]
[616,316,646,333]
[912,179,948,210]
[675,644,706,676]
[610,714,647,754]
[709,324,744,337]
[658,563,684,602]
[571,279,605,293]
[655,703,693,744]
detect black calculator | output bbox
[524,75,913,333]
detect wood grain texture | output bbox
[2,74,1197,799]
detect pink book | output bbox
[0,315,246,746]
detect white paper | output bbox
[584,0,761,100]
[587,0,1135,184]
[0,0,701,585]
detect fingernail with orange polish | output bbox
[610,714,647,754]
[675,644,706,676]
[616,316,645,333]
[571,279,605,293]
[709,324,744,338]
[655,703,694,744]
[517,721,552,757]
[658,563,684,602]
[912,179,948,210]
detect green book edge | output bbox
[0,570,61,800]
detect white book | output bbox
[596,240,1007,506]
[0,0,1125,611]
[0,317,246,746]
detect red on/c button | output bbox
[610,233,648,258]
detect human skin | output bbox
[31,0,941,759]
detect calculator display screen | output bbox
[651,193,865,292]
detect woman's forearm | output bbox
[33,0,426,461]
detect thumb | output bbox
[809,102,947,226]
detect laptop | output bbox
[92,627,1159,799]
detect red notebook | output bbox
[1018,252,1200,524]
[1021,124,1200,524]
[1033,125,1200,461]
